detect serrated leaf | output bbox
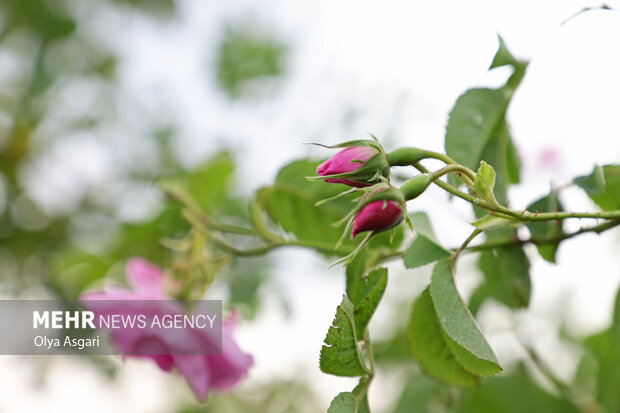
[346,264,388,338]
[429,259,501,370]
[474,161,499,206]
[575,164,620,211]
[442,329,503,376]
[327,378,371,413]
[477,246,531,309]
[408,288,479,387]
[320,296,367,377]
[526,192,565,262]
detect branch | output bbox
[465,219,620,253]
[414,163,620,222]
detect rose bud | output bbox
[351,198,404,238]
[316,146,380,187]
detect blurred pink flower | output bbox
[316,146,378,187]
[352,198,404,238]
[80,258,253,401]
[537,147,562,171]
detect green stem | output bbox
[387,147,476,185]
[185,209,357,257]
[465,219,620,252]
[453,229,482,259]
[192,211,257,236]
[493,205,620,221]
[414,162,481,205]
[428,164,476,184]
[414,163,620,222]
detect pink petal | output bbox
[126,258,166,298]
[316,147,377,177]
[173,355,211,401]
[352,200,403,237]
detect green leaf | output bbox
[392,372,448,413]
[408,288,479,387]
[445,88,509,181]
[476,122,512,208]
[489,35,520,70]
[259,184,354,248]
[216,25,287,98]
[346,264,388,338]
[526,192,565,262]
[474,161,499,206]
[471,214,520,230]
[574,164,620,211]
[327,378,371,413]
[320,296,367,377]
[276,160,346,199]
[489,35,528,91]
[160,151,236,212]
[477,246,531,309]
[446,37,526,198]
[442,329,504,376]
[455,364,578,413]
[404,235,451,269]
[404,212,451,269]
[429,259,501,370]
[579,288,620,412]
[505,136,521,184]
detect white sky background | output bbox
[2,0,620,412]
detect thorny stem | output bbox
[413,163,620,221]
[464,219,620,253]
[186,207,620,261]
[417,149,477,183]
[427,164,476,184]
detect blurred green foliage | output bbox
[216,25,287,98]
[1,3,619,413]
[178,379,321,413]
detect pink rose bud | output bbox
[80,258,253,402]
[316,146,380,187]
[351,198,404,238]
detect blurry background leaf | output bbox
[259,159,403,253]
[454,364,578,413]
[575,165,620,211]
[445,37,527,210]
[216,25,288,99]
[404,212,451,269]
[470,245,531,314]
[526,191,565,262]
